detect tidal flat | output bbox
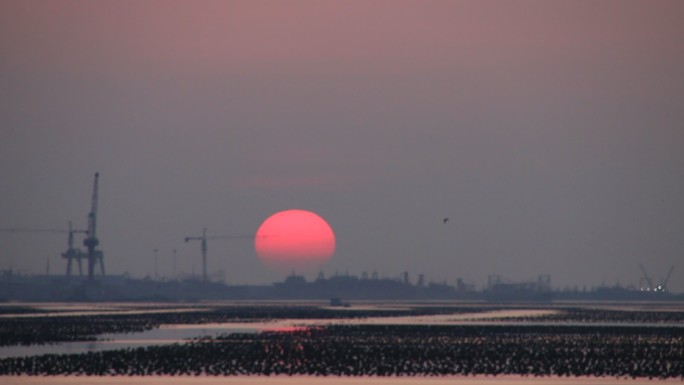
[3,375,684,385]
[0,302,682,381]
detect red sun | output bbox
[255,209,335,273]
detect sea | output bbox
[1,302,682,385]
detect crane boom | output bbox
[661,265,675,291]
[88,172,99,239]
[185,228,259,283]
[639,264,653,290]
[1,223,89,276]
[207,235,255,240]
[0,228,67,233]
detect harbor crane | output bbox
[62,221,89,276]
[639,264,654,291]
[83,172,104,280]
[1,173,103,278]
[0,221,88,276]
[639,264,676,292]
[660,266,675,292]
[184,228,255,282]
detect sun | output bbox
[255,209,335,274]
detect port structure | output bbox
[61,221,89,276]
[0,174,103,278]
[184,228,254,282]
[639,264,675,292]
[83,172,104,280]
[0,222,90,276]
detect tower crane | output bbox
[83,172,104,280]
[184,228,255,282]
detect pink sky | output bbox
[4,1,680,77]
[1,1,683,291]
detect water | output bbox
[1,303,682,383]
[0,324,256,358]
[3,307,681,359]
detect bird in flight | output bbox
[443,218,449,224]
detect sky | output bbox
[1,0,683,293]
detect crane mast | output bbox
[63,220,88,276]
[83,172,100,280]
[184,228,256,283]
[185,228,209,282]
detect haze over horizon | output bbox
[1,1,683,293]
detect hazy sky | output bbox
[1,0,683,292]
